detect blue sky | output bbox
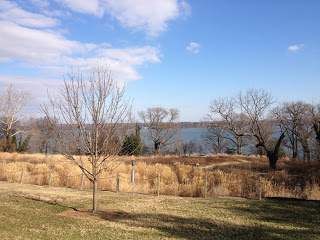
[0,0,319,121]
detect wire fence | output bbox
[0,167,318,200]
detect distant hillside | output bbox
[179,122,207,129]
[138,122,207,129]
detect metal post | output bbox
[20,168,24,184]
[157,174,160,196]
[48,170,52,187]
[132,169,135,195]
[131,160,135,195]
[259,174,262,200]
[116,173,120,193]
[204,176,207,198]
[80,172,84,190]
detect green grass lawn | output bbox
[0,181,319,240]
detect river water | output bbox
[140,128,210,154]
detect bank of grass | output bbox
[0,181,319,240]
[0,152,320,200]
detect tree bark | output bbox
[5,130,13,152]
[292,144,298,159]
[216,146,221,154]
[93,177,98,213]
[267,133,285,170]
[237,137,242,155]
[314,122,320,145]
[92,160,98,213]
[268,152,278,170]
[154,142,160,155]
[302,144,311,161]
[6,133,11,152]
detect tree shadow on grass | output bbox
[232,198,320,229]
[102,210,319,240]
[59,197,320,239]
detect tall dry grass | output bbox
[0,152,319,200]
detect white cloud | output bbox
[180,1,192,19]
[54,0,102,16]
[0,21,84,64]
[0,0,58,28]
[0,0,163,105]
[54,0,191,37]
[0,20,160,82]
[41,9,70,17]
[97,47,161,65]
[186,42,200,54]
[288,44,304,51]
[103,0,191,37]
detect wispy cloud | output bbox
[0,0,58,28]
[288,44,304,51]
[186,42,200,54]
[54,0,191,37]
[30,0,50,8]
[0,0,161,84]
[0,21,161,82]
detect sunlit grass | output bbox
[0,181,319,240]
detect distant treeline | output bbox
[139,122,207,129]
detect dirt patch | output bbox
[59,209,130,221]
[201,159,249,170]
[135,155,256,167]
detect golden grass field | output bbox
[0,152,319,200]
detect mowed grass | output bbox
[0,181,319,240]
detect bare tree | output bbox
[42,65,131,213]
[138,107,180,154]
[0,84,31,152]
[274,102,320,161]
[311,103,320,146]
[296,104,314,161]
[28,117,57,154]
[182,139,198,156]
[237,89,285,169]
[273,101,306,159]
[209,89,285,169]
[309,103,320,160]
[202,122,230,154]
[208,98,248,155]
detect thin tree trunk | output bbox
[154,142,160,155]
[216,146,221,154]
[92,154,98,213]
[237,137,242,155]
[292,147,298,159]
[302,145,311,161]
[93,177,98,213]
[6,130,12,152]
[314,122,320,145]
[294,136,298,159]
[300,138,311,161]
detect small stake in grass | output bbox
[80,172,84,190]
[157,174,160,196]
[132,169,135,195]
[259,174,262,200]
[132,160,135,195]
[20,168,24,184]
[48,170,52,187]
[204,176,207,198]
[116,173,120,193]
